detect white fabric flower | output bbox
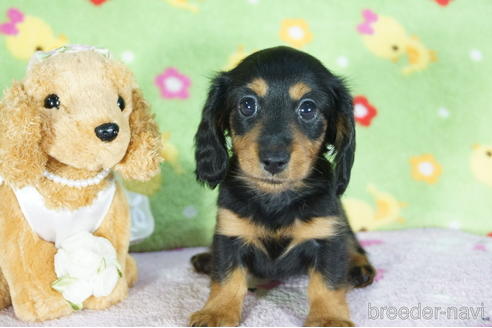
[52,232,121,310]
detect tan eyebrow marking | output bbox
[289,82,312,100]
[247,78,268,97]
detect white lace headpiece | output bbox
[27,44,112,71]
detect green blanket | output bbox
[1,0,491,251]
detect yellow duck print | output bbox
[163,0,203,13]
[343,185,406,231]
[0,8,68,60]
[470,144,492,187]
[357,9,436,75]
[123,132,182,196]
[161,131,183,174]
[223,45,253,71]
[123,172,162,196]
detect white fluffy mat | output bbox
[1,228,491,326]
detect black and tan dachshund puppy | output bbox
[190,46,375,327]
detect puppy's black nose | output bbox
[95,123,119,142]
[261,153,290,175]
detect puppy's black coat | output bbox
[190,46,374,327]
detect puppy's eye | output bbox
[117,96,125,111]
[298,99,317,121]
[239,96,257,117]
[44,94,60,109]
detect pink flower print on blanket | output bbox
[0,8,23,35]
[155,67,191,99]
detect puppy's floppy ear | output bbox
[194,73,230,189]
[115,89,162,181]
[326,77,355,196]
[0,82,47,187]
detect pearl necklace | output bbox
[43,169,111,189]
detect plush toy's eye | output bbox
[117,96,125,111]
[486,151,492,157]
[239,96,257,117]
[298,99,318,121]
[44,94,60,109]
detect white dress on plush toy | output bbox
[0,176,121,308]
[0,176,155,245]
[0,174,154,309]
[13,181,116,247]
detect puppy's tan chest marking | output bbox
[216,208,338,256]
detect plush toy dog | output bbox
[0,45,161,321]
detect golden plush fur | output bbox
[0,82,47,187]
[0,269,10,309]
[0,49,161,321]
[116,89,162,181]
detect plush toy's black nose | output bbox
[261,153,290,175]
[95,123,119,142]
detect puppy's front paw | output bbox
[305,317,355,327]
[189,309,240,327]
[348,263,375,288]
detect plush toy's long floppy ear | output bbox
[326,77,356,196]
[194,73,230,189]
[0,82,47,187]
[115,89,162,181]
